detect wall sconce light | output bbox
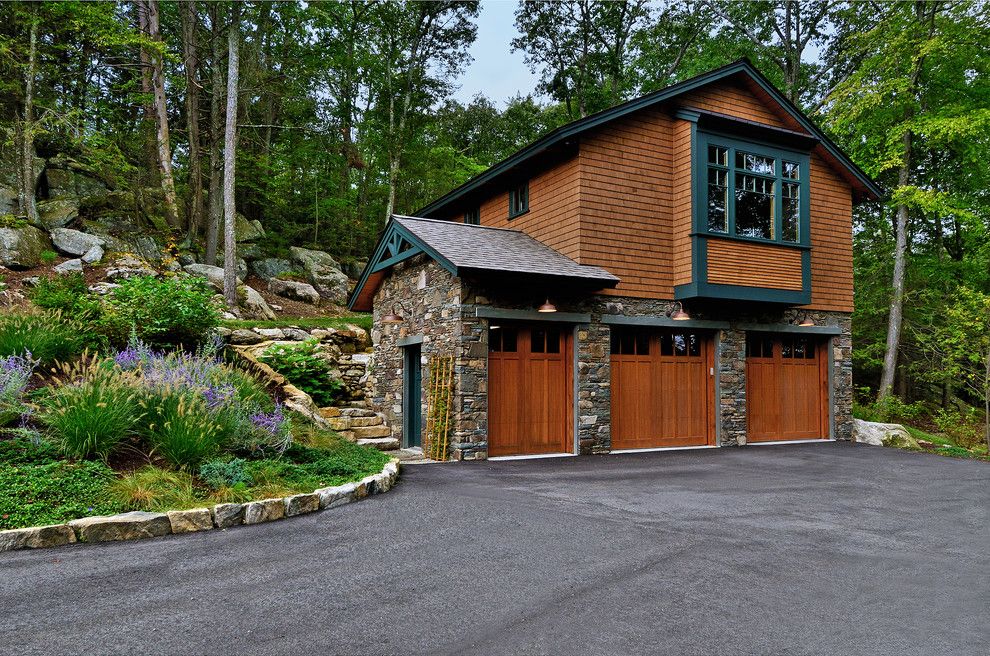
[667,301,690,321]
[537,299,557,313]
[381,308,404,324]
[794,313,815,327]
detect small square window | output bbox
[509,182,529,218]
[464,208,480,225]
[708,145,728,166]
[783,161,800,179]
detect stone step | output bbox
[319,406,378,419]
[357,437,400,451]
[351,425,392,439]
[325,415,384,431]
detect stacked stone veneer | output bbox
[370,258,853,459]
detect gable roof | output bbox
[417,59,881,218]
[348,215,619,311]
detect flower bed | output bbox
[0,309,393,545]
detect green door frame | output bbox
[402,344,422,449]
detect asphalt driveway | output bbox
[2,442,988,656]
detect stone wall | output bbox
[369,265,854,459]
[369,256,462,448]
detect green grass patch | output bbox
[903,426,954,447]
[223,314,372,333]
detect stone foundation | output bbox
[370,260,853,459]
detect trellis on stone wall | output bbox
[425,354,454,461]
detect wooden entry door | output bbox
[488,323,572,457]
[746,333,828,442]
[610,329,715,449]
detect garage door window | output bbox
[781,336,815,359]
[611,329,650,356]
[746,334,774,359]
[660,332,701,357]
[489,326,517,352]
[531,326,561,354]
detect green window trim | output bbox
[464,207,480,225]
[695,131,811,248]
[508,181,529,219]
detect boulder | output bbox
[0,524,76,552]
[284,493,320,517]
[269,278,321,305]
[132,235,165,262]
[0,224,51,269]
[852,418,919,448]
[289,246,349,304]
[240,285,277,320]
[88,282,120,295]
[341,259,367,279]
[54,258,83,274]
[167,508,214,534]
[51,228,105,257]
[106,255,157,281]
[235,214,265,242]
[242,498,285,524]
[254,328,285,340]
[229,328,265,345]
[238,242,263,261]
[251,257,293,281]
[69,511,171,543]
[0,186,16,215]
[357,437,401,451]
[183,263,241,292]
[45,168,108,200]
[81,244,104,264]
[282,327,311,341]
[36,198,79,230]
[213,503,244,529]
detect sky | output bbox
[452,1,541,105]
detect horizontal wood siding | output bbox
[672,119,693,288]
[706,239,803,291]
[578,108,673,297]
[478,156,582,260]
[808,152,853,311]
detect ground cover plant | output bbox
[0,336,390,531]
[222,314,372,333]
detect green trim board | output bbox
[397,335,425,347]
[474,306,591,324]
[601,315,730,330]
[674,280,811,305]
[348,217,458,311]
[416,59,880,219]
[734,323,842,336]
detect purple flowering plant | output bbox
[0,352,36,427]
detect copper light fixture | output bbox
[668,301,690,321]
[381,308,404,324]
[537,299,557,313]
[795,313,815,327]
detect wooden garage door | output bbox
[488,324,572,457]
[746,333,828,442]
[610,329,715,450]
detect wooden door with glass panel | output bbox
[746,333,828,442]
[487,323,572,457]
[610,328,715,450]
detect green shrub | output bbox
[856,395,925,424]
[258,339,343,407]
[199,457,253,490]
[141,391,222,468]
[98,275,221,348]
[0,214,26,229]
[43,366,141,460]
[0,311,93,365]
[109,466,200,511]
[29,273,101,317]
[0,459,120,530]
[39,249,58,264]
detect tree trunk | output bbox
[145,0,181,229]
[181,0,204,243]
[878,134,911,400]
[19,13,38,224]
[205,2,224,266]
[984,346,990,454]
[137,1,159,182]
[222,5,241,309]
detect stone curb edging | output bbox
[0,458,400,553]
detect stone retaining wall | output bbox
[0,459,400,553]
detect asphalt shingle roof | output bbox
[393,215,619,285]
